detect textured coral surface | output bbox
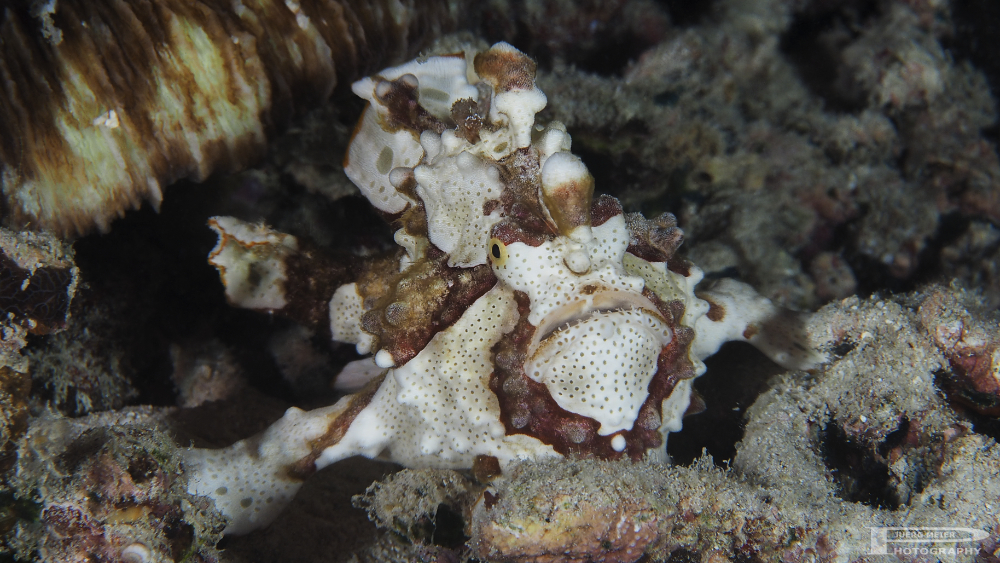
[5,410,225,562]
[0,0,463,235]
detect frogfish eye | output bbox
[488,237,508,266]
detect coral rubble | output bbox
[27,304,139,416]
[538,0,1000,309]
[0,227,77,336]
[0,367,29,473]
[3,409,225,562]
[0,226,76,470]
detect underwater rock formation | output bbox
[0,0,665,238]
[0,227,76,336]
[0,367,29,473]
[539,0,1000,308]
[3,409,225,562]
[917,286,1000,416]
[0,227,76,468]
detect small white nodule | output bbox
[564,249,591,274]
[611,434,627,452]
[121,543,152,563]
[374,349,396,369]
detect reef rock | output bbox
[0,226,76,466]
[4,409,225,562]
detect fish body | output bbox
[186,43,823,534]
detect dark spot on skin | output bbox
[473,454,502,483]
[590,194,623,226]
[705,298,726,322]
[452,97,484,143]
[374,75,446,133]
[625,210,684,263]
[483,490,500,509]
[474,47,537,91]
[490,214,551,247]
[246,263,263,289]
[666,257,692,277]
[743,324,759,340]
[483,199,501,215]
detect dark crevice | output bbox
[877,418,910,458]
[829,341,857,359]
[820,418,909,510]
[845,211,971,299]
[961,411,1000,444]
[779,2,880,113]
[935,368,1000,437]
[65,151,397,409]
[667,342,785,466]
[71,179,295,407]
[908,212,973,285]
[844,254,910,299]
[656,0,717,27]
[430,503,469,549]
[948,0,1000,142]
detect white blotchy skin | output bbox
[187,43,826,535]
[186,220,679,534]
[493,217,674,436]
[315,284,554,468]
[414,138,504,267]
[187,215,817,535]
[184,400,354,534]
[493,218,643,326]
[525,307,671,435]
